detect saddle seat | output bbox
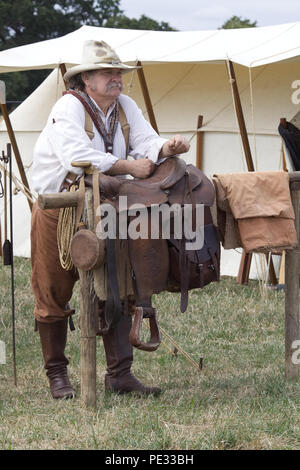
[119,156,187,207]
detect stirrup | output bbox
[129,307,161,352]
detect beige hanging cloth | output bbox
[212,171,297,253]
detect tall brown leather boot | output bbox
[37,319,75,399]
[102,314,161,396]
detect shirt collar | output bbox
[88,95,117,119]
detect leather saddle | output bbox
[85,156,215,210]
[83,157,216,351]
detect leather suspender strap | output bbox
[84,109,94,141]
[64,90,104,144]
[119,104,130,154]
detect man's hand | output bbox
[160,134,190,158]
[106,158,155,178]
[128,158,155,179]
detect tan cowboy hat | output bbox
[64,40,140,81]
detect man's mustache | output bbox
[106,81,123,92]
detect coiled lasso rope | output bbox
[57,185,77,270]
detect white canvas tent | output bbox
[1,23,300,278]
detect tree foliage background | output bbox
[0,2,257,109]
[220,15,257,29]
[0,0,176,107]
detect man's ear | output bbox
[81,72,89,86]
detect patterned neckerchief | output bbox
[71,90,120,153]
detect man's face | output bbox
[83,68,123,101]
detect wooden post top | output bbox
[289,171,300,191]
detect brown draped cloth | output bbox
[212,171,297,253]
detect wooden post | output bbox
[38,191,78,210]
[79,268,98,406]
[136,61,159,134]
[236,251,252,285]
[227,61,277,285]
[279,250,285,285]
[268,257,277,286]
[79,188,98,407]
[196,115,204,170]
[285,174,300,380]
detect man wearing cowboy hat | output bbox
[31,40,190,399]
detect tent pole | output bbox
[196,115,204,170]
[227,61,254,172]
[226,61,277,285]
[278,119,288,286]
[280,118,288,171]
[136,61,159,134]
[0,103,32,212]
[59,63,67,89]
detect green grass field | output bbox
[0,257,299,450]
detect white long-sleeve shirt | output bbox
[32,93,167,194]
